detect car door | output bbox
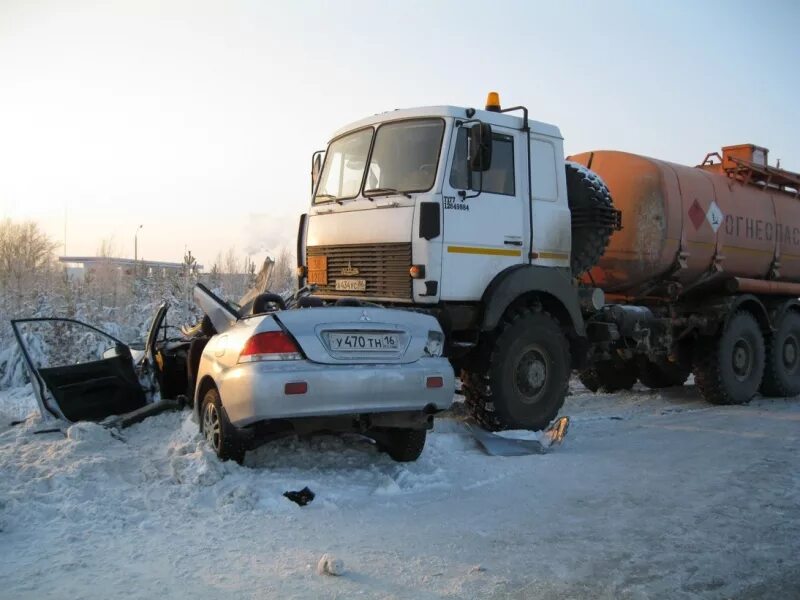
[11,318,147,422]
[439,124,526,300]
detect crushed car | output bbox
[10,284,455,462]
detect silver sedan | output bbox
[192,284,454,463]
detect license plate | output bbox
[328,332,400,352]
[335,279,366,291]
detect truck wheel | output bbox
[200,387,245,463]
[693,311,765,405]
[760,310,800,397]
[637,358,690,389]
[578,360,637,393]
[463,308,570,431]
[376,428,427,462]
[565,161,616,276]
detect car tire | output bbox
[760,309,800,397]
[463,308,570,431]
[693,311,765,405]
[200,386,245,463]
[378,428,427,462]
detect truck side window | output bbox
[531,139,558,201]
[450,128,515,196]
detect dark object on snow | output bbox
[283,487,315,506]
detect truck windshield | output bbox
[314,118,444,203]
[315,128,373,202]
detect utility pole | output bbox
[134,224,143,275]
[134,224,143,261]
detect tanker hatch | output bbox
[698,144,800,198]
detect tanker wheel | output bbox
[461,308,570,431]
[578,360,637,393]
[565,161,616,276]
[693,311,765,405]
[760,310,800,397]
[637,357,690,390]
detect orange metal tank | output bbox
[569,150,800,298]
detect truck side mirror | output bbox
[468,123,493,172]
[311,151,324,193]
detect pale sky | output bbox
[1,0,797,268]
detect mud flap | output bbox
[463,416,569,456]
[463,420,548,456]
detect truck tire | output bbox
[760,310,800,397]
[462,308,570,431]
[637,358,690,389]
[565,161,616,276]
[693,311,765,405]
[578,360,637,393]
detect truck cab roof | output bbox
[330,105,563,141]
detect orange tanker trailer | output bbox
[569,145,800,405]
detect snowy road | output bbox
[1,383,798,599]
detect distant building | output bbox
[59,256,203,281]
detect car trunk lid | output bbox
[273,306,435,365]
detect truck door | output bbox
[439,124,526,300]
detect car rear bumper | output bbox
[217,357,455,427]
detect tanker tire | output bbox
[566,161,615,276]
[461,308,570,431]
[578,360,637,393]
[693,311,765,405]
[760,310,800,397]
[637,358,690,389]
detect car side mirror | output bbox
[468,123,492,172]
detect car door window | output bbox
[449,128,515,196]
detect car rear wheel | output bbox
[374,428,427,462]
[200,387,245,463]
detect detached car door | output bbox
[11,318,147,422]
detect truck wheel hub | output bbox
[732,341,753,379]
[783,335,798,369]
[515,348,547,399]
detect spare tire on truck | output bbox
[565,161,621,276]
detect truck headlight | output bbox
[424,330,444,357]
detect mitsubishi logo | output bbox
[341,261,360,276]
[359,310,371,322]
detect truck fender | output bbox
[766,297,800,328]
[481,265,585,336]
[727,294,772,333]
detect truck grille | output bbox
[307,243,412,300]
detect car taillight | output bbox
[238,331,302,362]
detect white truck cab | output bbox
[298,94,619,432]
[303,102,571,305]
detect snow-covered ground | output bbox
[1,382,798,599]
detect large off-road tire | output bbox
[375,428,427,462]
[693,311,765,405]
[200,387,246,463]
[565,161,617,276]
[462,308,570,431]
[637,358,690,390]
[578,360,637,393]
[760,309,800,397]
